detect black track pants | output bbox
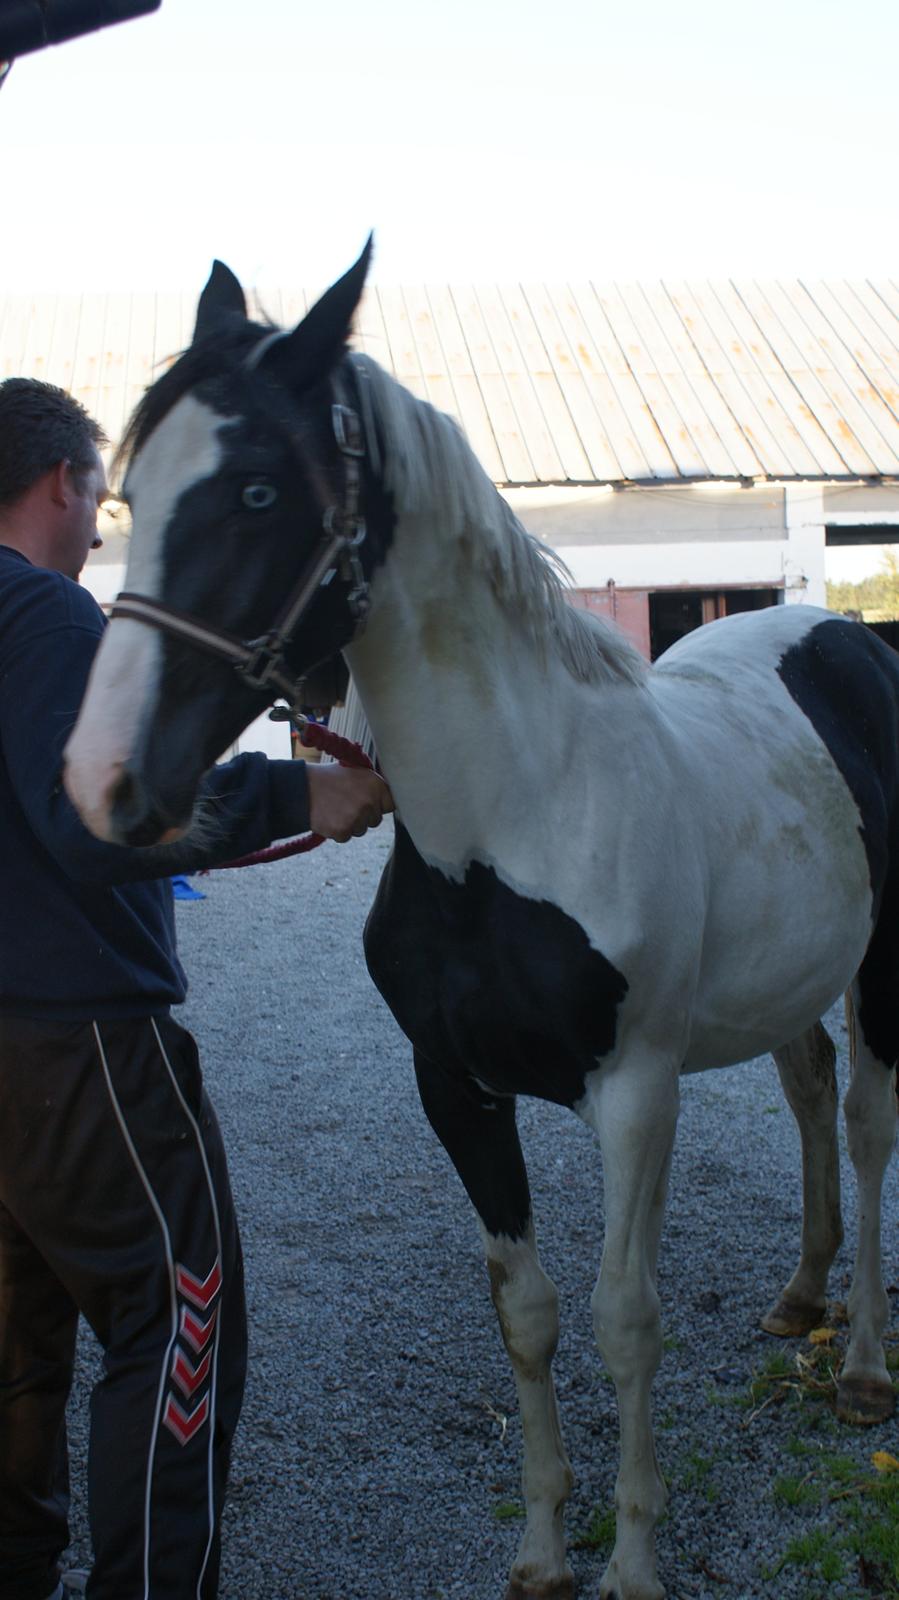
[0,1014,247,1600]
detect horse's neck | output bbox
[347,520,614,862]
[351,515,538,735]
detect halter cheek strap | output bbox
[108,357,375,715]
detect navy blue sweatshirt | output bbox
[0,544,310,1020]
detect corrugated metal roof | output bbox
[4,279,899,486]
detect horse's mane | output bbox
[354,355,647,690]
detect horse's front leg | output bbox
[579,1052,680,1600]
[413,1050,574,1600]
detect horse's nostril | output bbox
[111,767,139,819]
[109,767,167,847]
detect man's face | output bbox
[58,448,108,581]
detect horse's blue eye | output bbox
[242,483,277,510]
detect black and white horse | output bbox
[65,243,898,1600]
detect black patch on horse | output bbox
[365,823,629,1110]
[778,618,899,1066]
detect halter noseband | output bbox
[108,354,375,716]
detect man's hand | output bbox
[306,764,395,843]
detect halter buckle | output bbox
[332,403,365,457]
[339,542,370,620]
[238,635,283,690]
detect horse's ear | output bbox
[259,235,373,390]
[192,260,247,343]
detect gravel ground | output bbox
[63,820,899,1599]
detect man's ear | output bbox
[47,460,71,508]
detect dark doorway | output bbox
[649,592,702,659]
[648,588,780,660]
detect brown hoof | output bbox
[836,1374,896,1426]
[760,1295,825,1338]
[599,1576,663,1600]
[504,1573,575,1600]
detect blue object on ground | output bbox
[171,875,206,901]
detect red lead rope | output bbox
[211,721,375,870]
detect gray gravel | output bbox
[64,821,899,1599]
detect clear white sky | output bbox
[2,0,898,293]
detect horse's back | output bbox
[656,604,899,898]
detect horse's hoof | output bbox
[836,1374,896,1426]
[599,1561,664,1600]
[760,1295,825,1338]
[504,1573,575,1600]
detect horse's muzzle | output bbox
[107,764,188,848]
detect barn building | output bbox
[4,274,899,671]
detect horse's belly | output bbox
[683,1001,845,1072]
[684,870,872,1070]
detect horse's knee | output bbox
[592,1271,662,1380]
[489,1252,560,1374]
[844,1062,896,1170]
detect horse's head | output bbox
[65,239,378,845]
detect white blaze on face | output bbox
[64,394,227,840]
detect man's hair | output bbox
[0,378,107,508]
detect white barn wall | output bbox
[507,482,827,608]
[551,539,800,593]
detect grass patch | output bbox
[786,1433,814,1459]
[706,1379,738,1409]
[744,1336,842,1422]
[770,1525,848,1584]
[745,1324,899,1426]
[843,1471,899,1593]
[820,1451,860,1485]
[772,1472,818,1508]
[492,1500,525,1521]
[677,1448,719,1502]
[746,1327,899,1595]
[765,1453,899,1595]
[573,1504,616,1552]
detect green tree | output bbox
[826,546,899,619]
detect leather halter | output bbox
[108,354,375,716]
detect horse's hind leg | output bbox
[838,985,897,1424]
[413,1050,574,1600]
[761,1021,843,1337]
